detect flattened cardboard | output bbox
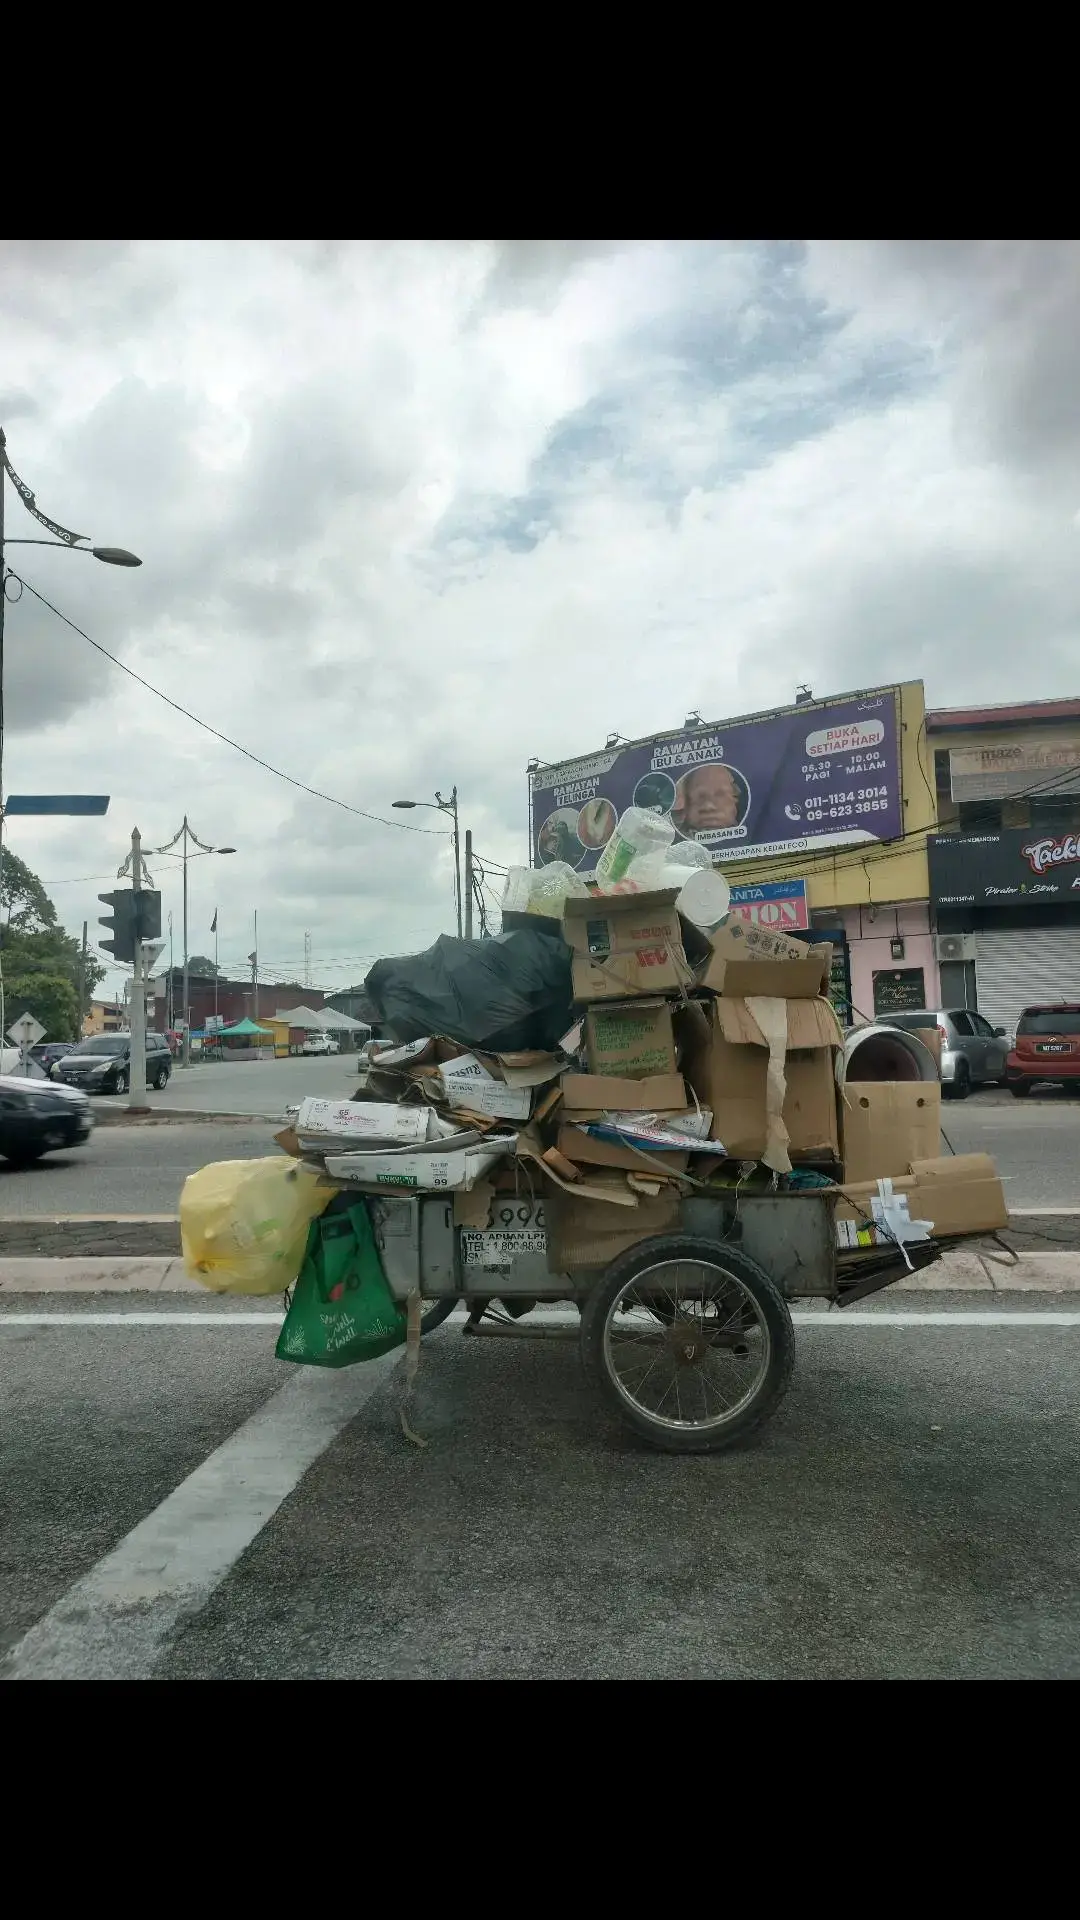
[564,888,692,1000]
[544,1179,682,1271]
[560,1071,688,1112]
[841,1082,941,1185]
[437,1054,534,1120]
[698,920,832,998]
[584,1000,677,1079]
[557,1122,690,1175]
[678,997,841,1165]
[837,1152,1008,1238]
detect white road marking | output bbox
[4,1353,404,1682]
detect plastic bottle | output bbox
[594,807,676,887]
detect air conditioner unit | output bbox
[935,933,976,963]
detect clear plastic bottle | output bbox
[594,807,675,887]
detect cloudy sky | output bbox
[2,238,1078,1001]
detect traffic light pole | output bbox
[128,827,150,1115]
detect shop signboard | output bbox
[947,738,1080,802]
[529,685,906,871]
[929,829,1080,907]
[727,878,809,930]
[872,968,927,1016]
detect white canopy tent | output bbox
[275,1005,369,1035]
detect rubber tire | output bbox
[113,1070,129,1094]
[2,1145,46,1167]
[1008,1078,1032,1098]
[154,1068,170,1090]
[580,1234,795,1455]
[948,1061,971,1101]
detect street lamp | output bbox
[0,425,142,1043]
[147,819,236,1068]
[392,787,463,938]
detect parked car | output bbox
[56,1031,173,1094]
[28,1042,79,1079]
[872,1008,1010,1098]
[0,1074,94,1165]
[300,1032,339,1056]
[1006,1004,1080,1096]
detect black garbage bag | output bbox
[365,930,573,1054]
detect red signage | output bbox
[1022,833,1080,876]
[727,879,810,930]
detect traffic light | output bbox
[98,889,162,962]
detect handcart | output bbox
[321,1182,951,1455]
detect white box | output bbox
[438,1055,533,1121]
[296,1098,437,1145]
[324,1140,513,1191]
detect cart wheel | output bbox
[417,1297,457,1335]
[580,1234,795,1454]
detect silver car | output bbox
[874,1009,1010,1099]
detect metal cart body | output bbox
[343,1186,943,1454]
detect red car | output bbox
[1007,1003,1080,1096]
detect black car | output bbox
[0,1074,94,1165]
[29,1042,79,1079]
[56,1031,172,1095]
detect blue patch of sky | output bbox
[427,243,938,565]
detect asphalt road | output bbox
[116,1054,362,1118]
[4,1293,1079,1679]
[1,1083,1077,1224]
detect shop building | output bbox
[926,697,1080,1035]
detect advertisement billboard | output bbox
[529,686,905,871]
[929,830,1080,907]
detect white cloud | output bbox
[2,238,1078,999]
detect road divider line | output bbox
[4,1353,405,1682]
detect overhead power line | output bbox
[4,568,450,839]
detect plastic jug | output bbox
[595,807,676,887]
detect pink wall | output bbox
[835,903,939,1026]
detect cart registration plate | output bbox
[461,1228,547,1268]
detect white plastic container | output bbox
[595,807,676,887]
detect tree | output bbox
[1,852,104,1041]
[185,955,219,978]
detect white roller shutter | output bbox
[975,928,1080,1037]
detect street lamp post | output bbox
[0,425,142,1043]
[392,787,463,938]
[147,819,236,1067]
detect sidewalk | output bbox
[2,1248,1080,1293]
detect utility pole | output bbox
[128,827,149,1115]
[464,829,474,940]
[78,921,88,1036]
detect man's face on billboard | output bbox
[682,764,740,830]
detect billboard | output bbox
[929,829,1080,908]
[529,686,905,871]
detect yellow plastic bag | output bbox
[181,1158,334,1295]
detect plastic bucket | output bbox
[676,868,731,930]
[837,1024,938,1088]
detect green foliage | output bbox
[1,850,104,1042]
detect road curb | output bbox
[3,1248,1080,1294]
[90,1108,265,1127]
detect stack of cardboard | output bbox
[278,887,1007,1269]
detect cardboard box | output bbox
[437,1054,534,1121]
[584,1000,677,1080]
[563,889,694,1001]
[836,1152,1008,1238]
[697,920,832,998]
[296,1098,440,1146]
[544,1178,682,1271]
[324,1140,511,1191]
[678,997,842,1170]
[556,1122,691,1176]
[841,1082,941,1185]
[560,1071,688,1112]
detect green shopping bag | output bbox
[276,1199,407,1368]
